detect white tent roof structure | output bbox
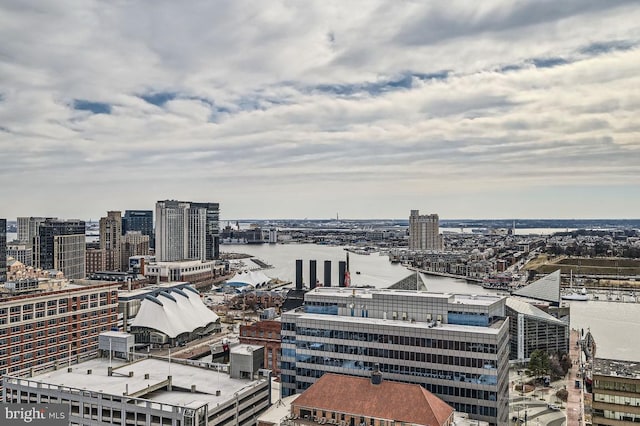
[226,270,273,288]
[131,286,219,339]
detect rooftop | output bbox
[291,311,506,335]
[293,373,453,425]
[505,297,566,325]
[8,356,265,409]
[594,358,640,379]
[306,287,503,307]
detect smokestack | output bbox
[309,260,317,290]
[324,261,332,287]
[295,259,303,290]
[338,261,346,287]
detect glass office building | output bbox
[281,288,510,425]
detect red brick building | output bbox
[0,280,119,381]
[291,372,455,426]
[240,320,281,376]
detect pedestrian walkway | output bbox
[567,329,584,425]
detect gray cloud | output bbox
[0,1,639,219]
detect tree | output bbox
[556,389,568,402]
[528,350,551,379]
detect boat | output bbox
[562,292,589,301]
[562,271,589,301]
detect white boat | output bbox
[562,271,589,301]
[562,292,589,301]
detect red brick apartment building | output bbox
[0,280,119,380]
[240,320,281,376]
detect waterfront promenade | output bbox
[567,329,584,426]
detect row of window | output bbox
[0,292,115,316]
[0,336,101,366]
[291,355,497,386]
[593,409,640,422]
[6,391,180,426]
[595,380,640,393]
[594,393,640,406]
[291,326,498,353]
[1,310,116,332]
[292,340,498,369]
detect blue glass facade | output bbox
[447,311,490,326]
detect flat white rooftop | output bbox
[305,287,503,306]
[19,356,266,409]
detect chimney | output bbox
[309,260,317,290]
[338,261,346,287]
[324,261,332,287]
[295,259,303,290]
[371,364,382,385]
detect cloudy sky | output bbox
[1,0,639,221]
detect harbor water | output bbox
[223,243,640,361]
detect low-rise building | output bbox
[6,242,33,266]
[505,298,569,361]
[290,370,454,426]
[144,259,226,289]
[129,285,221,346]
[240,320,282,376]
[592,357,640,425]
[0,279,119,383]
[3,352,271,426]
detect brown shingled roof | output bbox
[293,373,454,426]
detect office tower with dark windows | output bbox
[409,209,443,251]
[280,288,510,425]
[0,218,6,283]
[33,219,86,279]
[99,211,122,271]
[122,210,154,248]
[155,200,220,262]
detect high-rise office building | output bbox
[409,210,443,251]
[34,219,86,279]
[99,211,122,271]
[0,218,6,283]
[281,288,510,425]
[16,217,49,245]
[155,200,219,262]
[122,210,154,248]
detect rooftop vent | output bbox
[371,364,383,385]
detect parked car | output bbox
[548,403,561,410]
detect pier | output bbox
[250,258,273,269]
[407,266,484,283]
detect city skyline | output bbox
[1,1,639,220]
